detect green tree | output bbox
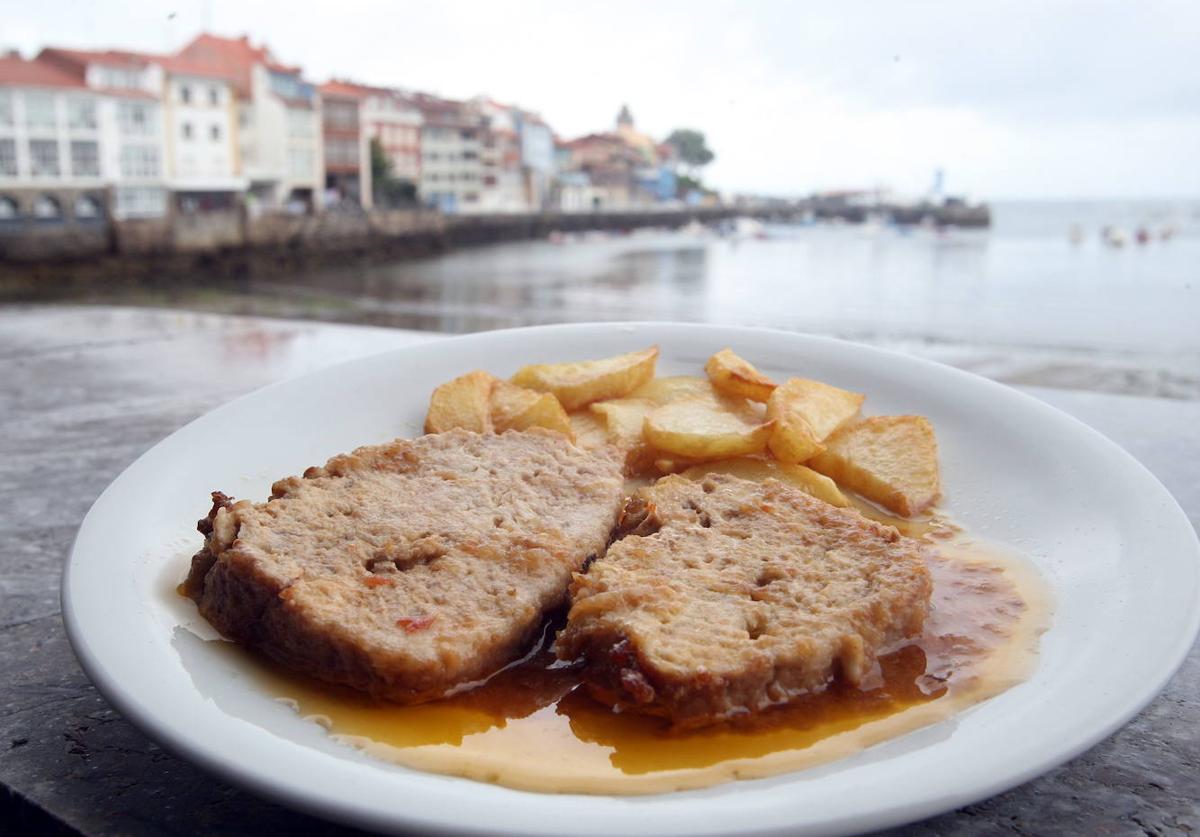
[665,129,715,177]
[370,138,417,208]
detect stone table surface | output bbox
[1,305,1197,836]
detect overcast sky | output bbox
[6,0,1198,199]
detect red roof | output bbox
[564,132,624,149]
[174,33,301,98]
[0,55,86,88]
[319,79,371,99]
[155,53,234,82]
[39,47,156,71]
[411,92,478,127]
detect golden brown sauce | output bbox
[188,512,1051,794]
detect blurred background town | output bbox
[0,32,717,223]
[0,3,1196,399]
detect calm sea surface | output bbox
[14,199,1200,355]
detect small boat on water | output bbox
[724,217,769,240]
[1101,226,1129,248]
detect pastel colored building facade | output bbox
[361,87,422,187]
[556,106,679,210]
[414,94,484,214]
[1,32,688,223]
[318,80,370,207]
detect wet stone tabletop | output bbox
[1,305,1197,836]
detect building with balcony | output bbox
[471,99,524,212]
[318,80,370,208]
[413,94,484,214]
[1,51,168,221]
[469,98,558,212]
[361,87,422,190]
[40,45,242,216]
[0,54,108,223]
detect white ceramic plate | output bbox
[63,323,1200,836]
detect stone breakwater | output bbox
[0,201,990,285]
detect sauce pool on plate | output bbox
[183,515,1052,794]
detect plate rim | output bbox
[61,321,1200,836]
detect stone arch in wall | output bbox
[32,194,63,220]
[74,193,105,220]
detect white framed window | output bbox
[70,140,100,177]
[287,147,314,177]
[182,122,193,140]
[286,109,314,138]
[324,101,357,130]
[101,66,141,89]
[119,145,160,178]
[208,86,220,106]
[180,85,192,104]
[210,124,221,142]
[325,138,359,166]
[118,101,155,136]
[0,139,16,177]
[25,93,57,131]
[114,185,166,219]
[67,98,97,131]
[0,91,13,127]
[29,139,60,177]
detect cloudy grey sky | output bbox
[5,0,1198,199]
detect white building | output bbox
[471,99,525,212]
[0,51,169,220]
[414,94,484,214]
[173,34,322,212]
[158,58,243,211]
[518,114,555,210]
[470,98,557,212]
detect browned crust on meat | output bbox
[557,473,932,727]
[184,429,625,703]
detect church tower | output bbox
[616,104,634,130]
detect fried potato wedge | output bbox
[591,377,732,444]
[590,376,729,475]
[765,377,865,463]
[705,348,777,402]
[680,457,850,508]
[643,397,774,460]
[489,381,573,439]
[424,370,496,434]
[588,399,663,475]
[568,410,613,451]
[808,415,940,516]
[629,375,714,404]
[510,346,659,411]
[590,398,651,446]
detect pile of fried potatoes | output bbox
[424,346,941,517]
